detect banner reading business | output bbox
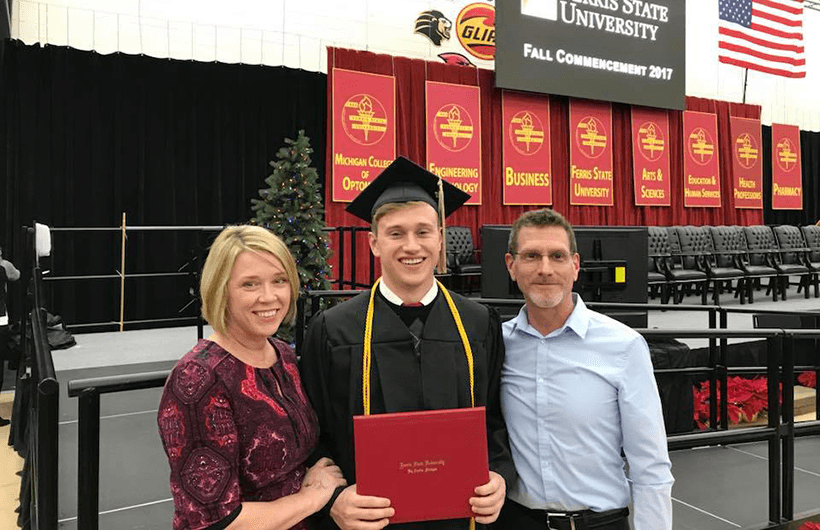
[496,0,684,109]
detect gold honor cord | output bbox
[362,278,478,529]
[362,278,475,415]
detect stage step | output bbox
[794,385,817,418]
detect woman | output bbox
[158,225,345,530]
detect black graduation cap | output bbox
[345,156,471,224]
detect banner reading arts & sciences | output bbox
[332,69,395,202]
[569,99,613,206]
[683,111,721,208]
[631,107,670,206]
[771,123,802,210]
[730,117,763,209]
[426,81,482,204]
[502,91,551,205]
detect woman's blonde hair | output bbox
[200,225,299,335]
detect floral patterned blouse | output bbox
[158,338,319,530]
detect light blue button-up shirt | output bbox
[501,295,674,530]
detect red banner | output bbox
[426,82,482,205]
[501,91,551,205]
[730,117,763,209]
[332,69,396,202]
[631,107,671,207]
[682,111,721,208]
[569,99,613,206]
[771,123,803,210]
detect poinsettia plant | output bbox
[798,370,817,389]
[799,521,820,530]
[693,376,782,430]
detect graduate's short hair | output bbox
[508,208,577,255]
[200,225,299,335]
[370,201,440,234]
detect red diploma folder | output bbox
[353,407,489,524]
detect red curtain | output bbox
[325,47,764,285]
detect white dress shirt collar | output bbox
[378,279,439,306]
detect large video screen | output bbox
[496,0,685,110]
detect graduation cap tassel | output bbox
[437,176,447,275]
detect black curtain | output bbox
[0,40,326,325]
[762,125,820,226]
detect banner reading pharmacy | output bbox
[771,124,802,210]
[332,69,396,202]
[425,81,482,204]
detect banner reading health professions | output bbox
[502,91,551,205]
[631,107,670,206]
[426,81,482,204]
[730,117,763,209]
[569,99,613,206]
[332,69,395,202]
[682,111,721,208]
[771,124,802,210]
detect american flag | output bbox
[718,0,805,78]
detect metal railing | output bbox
[20,224,60,530]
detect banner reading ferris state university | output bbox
[569,99,613,206]
[332,69,396,202]
[729,117,763,210]
[771,123,803,210]
[682,111,721,208]
[502,91,552,205]
[426,82,482,204]
[631,107,670,206]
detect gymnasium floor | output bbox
[7,290,820,529]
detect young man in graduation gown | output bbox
[300,157,514,530]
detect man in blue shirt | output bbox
[498,209,673,530]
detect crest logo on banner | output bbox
[509,111,545,155]
[341,94,389,146]
[569,100,613,206]
[456,3,496,60]
[771,123,802,210]
[776,138,798,171]
[637,122,665,162]
[729,117,762,209]
[576,116,608,158]
[688,127,715,165]
[735,133,758,170]
[433,104,475,152]
[631,107,670,206]
[502,91,551,205]
[415,10,453,45]
[426,82,482,204]
[682,111,720,208]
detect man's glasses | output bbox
[511,251,570,264]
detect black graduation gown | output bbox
[300,290,515,530]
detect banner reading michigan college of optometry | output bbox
[502,91,551,205]
[729,117,763,209]
[631,107,670,206]
[332,69,396,202]
[771,124,802,210]
[682,111,721,208]
[426,81,482,204]
[569,99,613,206]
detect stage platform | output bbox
[40,291,820,529]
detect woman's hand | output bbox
[300,457,348,511]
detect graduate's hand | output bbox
[330,484,394,530]
[469,471,506,524]
[300,458,347,511]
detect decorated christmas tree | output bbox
[251,130,332,340]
